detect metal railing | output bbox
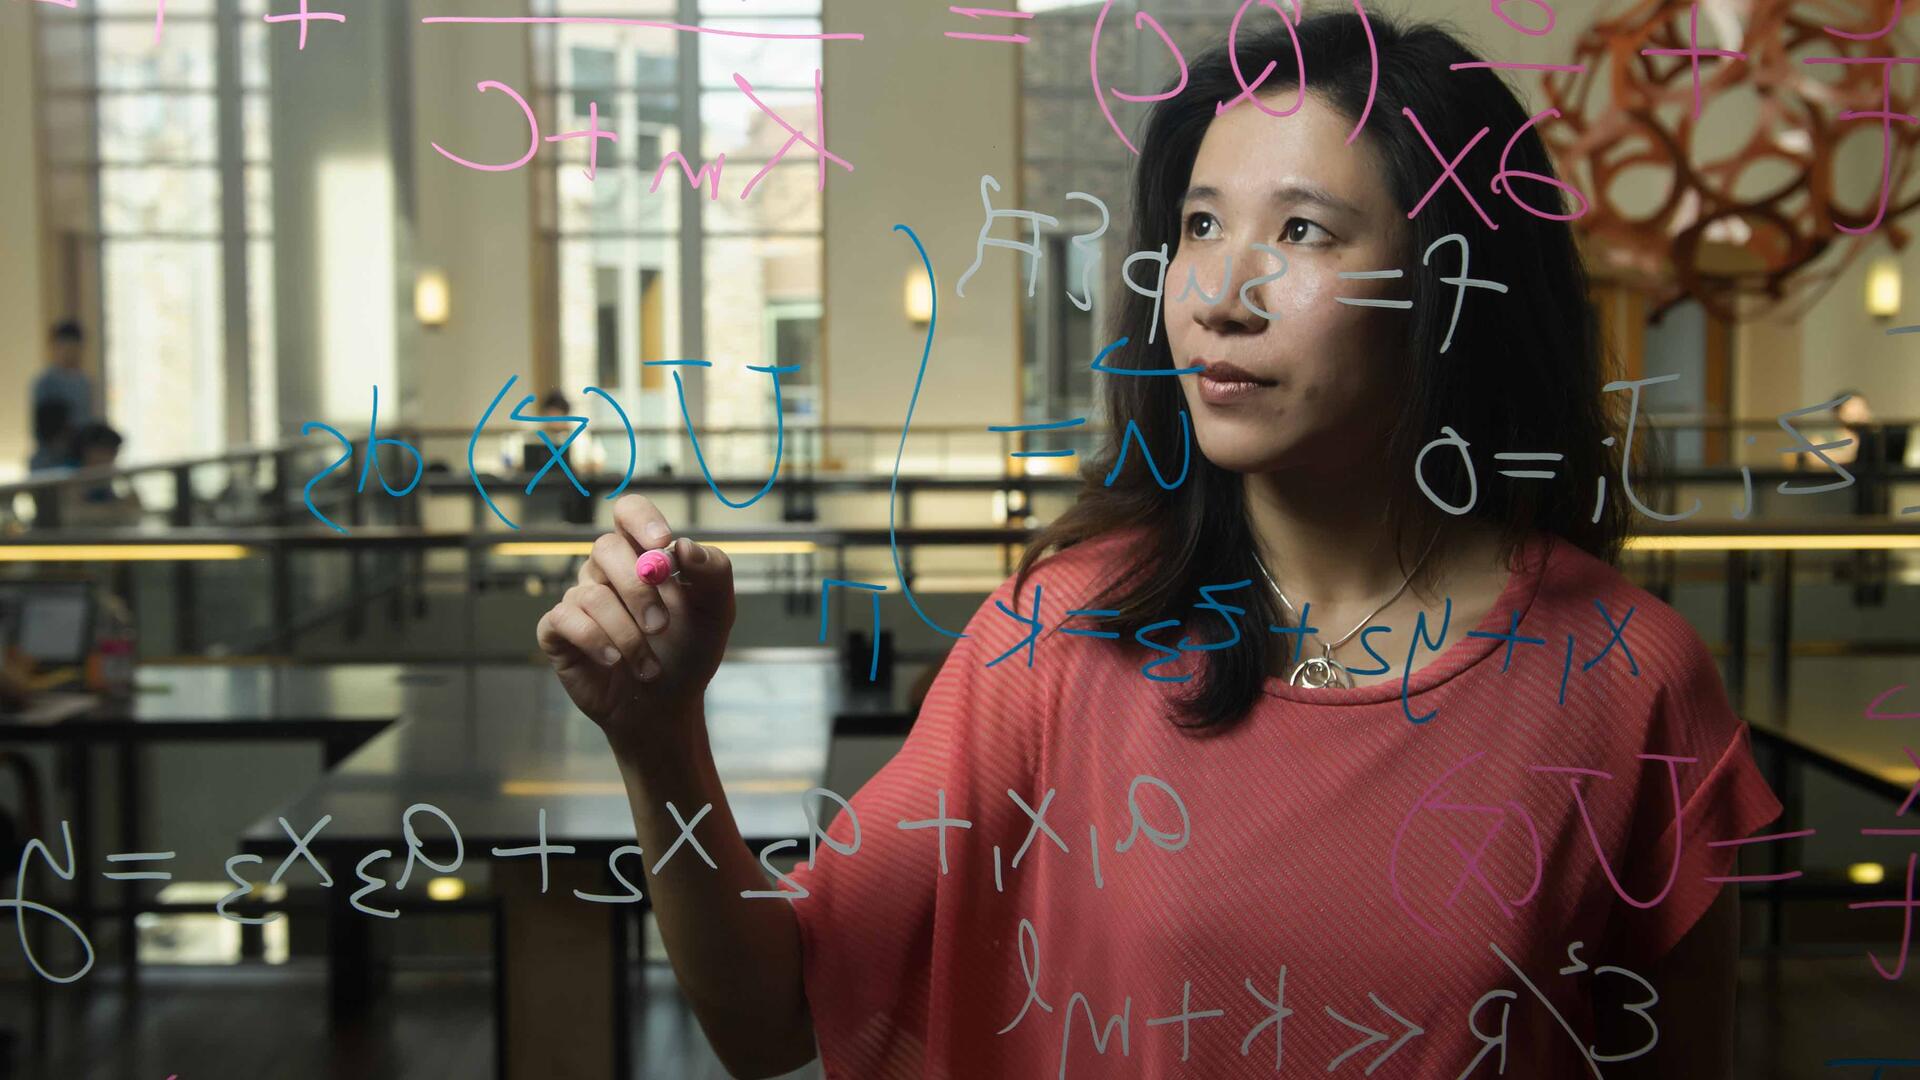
[8,417,1914,535]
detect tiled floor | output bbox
[0,959,815,1080]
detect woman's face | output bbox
[1165,92,1410,476]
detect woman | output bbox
[537,10,1781,1078]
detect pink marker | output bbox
[635,546,679,586]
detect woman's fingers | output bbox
[590,531,669,634]
[568,581,661,678]
[612,494,674,558]
[661,536,731,618]
[549,496,728,700]
[541,498,721,735]
[579,553,606,588]
[537,593,623,668]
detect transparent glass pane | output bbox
[241,23,272,91]
[556,165,682,234]
[557,237,682,465]
[103,241,225,461]
[547,0,674,13]
[697,20,822,90]
[249,239,279,443]
[700,87,818,161]
[631,123,695,200]
[244,93,271,161]
[551,22,678,87]
[699,0,819,15]
[1022,12,1080,90]
[700,161,819,233]
[556,162,626,229]
[102,0,213,13]
[246,165,273,236]
[98,92,218,162]
[702,235,821,450]
[101,166,220,233]
[97,20,217,90]
[550,83,626,173]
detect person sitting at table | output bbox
[497,389,603,526]
[1781,389,1909,604]
[536,11,1781,1078]
[1780,389,1911,502]
[0,647,31,714]
[61,422,147,529]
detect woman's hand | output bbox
[535,495,736,749]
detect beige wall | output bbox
[0,1,45,482]
[407,0,537,434]
[821,0,1023,468]
[267,0,534,438]
[1734,313,1806,424]
[269,0,405,430]
[1798,236,1920,427]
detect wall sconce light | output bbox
[1866,255,1901,318]
[415,269,451,328]
[904,265,933,325]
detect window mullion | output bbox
[216,0,252,446]
[677,0,705,426]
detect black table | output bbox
[0,663,399,988]
[234,648,891,1080]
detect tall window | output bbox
[534,0,825,477]
[35,0,276,461]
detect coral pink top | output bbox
[785,527,1782,1078]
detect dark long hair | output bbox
[1013,8,1638,732]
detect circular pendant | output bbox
[1289,656,1353,689]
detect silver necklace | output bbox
[1251,528,1442,689]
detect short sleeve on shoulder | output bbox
[782,576,1049,1078]
[1607,630,1783,968]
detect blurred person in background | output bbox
[29,320,94,474]
[499,389,607,482]
[1783,390,1911,604]
[500,390,603,590]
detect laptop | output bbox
[0,581,94,667]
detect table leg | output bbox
[66,743,94,973]
[118,738,140,992]
[1725,549,1749,716]
[327,853,378,1027]
[496,858,619,1080]
[323,737,359,770]
[612,892,631,1079]
[1770,550,1794,727]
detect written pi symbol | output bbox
[957,177,1509,354]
